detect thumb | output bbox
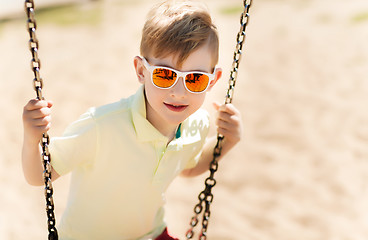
[213,101,227,112]
[212,101,221,111]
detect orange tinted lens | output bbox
[185,73,209,92]
[152,68,177,88]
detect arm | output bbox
[181,103,243,177]
[22,99,60,186]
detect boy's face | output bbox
[134,43,222,132]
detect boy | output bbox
[22,0,242,239]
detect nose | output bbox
[170,77,187,98]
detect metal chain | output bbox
[24,1,58,239]
[186,0,253,239]
[23,0,251,239]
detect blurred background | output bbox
[1,0,368,239]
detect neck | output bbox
[149,117,178,143]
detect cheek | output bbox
[144,85,156,101]
[144,84,164,105]
[190,93,206,109]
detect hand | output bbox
[213,102,243,146]
[23,99,53,144]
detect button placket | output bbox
[152,140,167,180]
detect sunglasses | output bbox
[142,57,216,94]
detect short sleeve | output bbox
[183,109,210,169]
[49,111,97,175]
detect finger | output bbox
[24,106,52,121]
[221,103,239,115]
[217,111,241,125]
[32,115,52,127]
[24,99,53,118]
[217,117,240,130]
[39,106,52,117]
[24,99,49,111]
[214,103,230,121]
[212,101,221,111]
[216,117,231,128]
[217,110,231,122]
[216,126,241,143]
[214,103,240,116]
[216,126,234,138]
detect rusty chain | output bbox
[24,1,58,239]
[186,0,253,239]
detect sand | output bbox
[1,0,368,239]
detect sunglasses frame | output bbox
[142,57,216,94]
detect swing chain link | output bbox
[24,1,58,239]
[186,0,252,239]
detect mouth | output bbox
[164,103,188,112]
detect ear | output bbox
[207,68,222,91]
[134,56,146,84]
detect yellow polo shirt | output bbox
[49,86,210,240]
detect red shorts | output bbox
[155,228,179,240]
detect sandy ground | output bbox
[1,0,368,239]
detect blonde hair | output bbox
[140,0,219,69]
